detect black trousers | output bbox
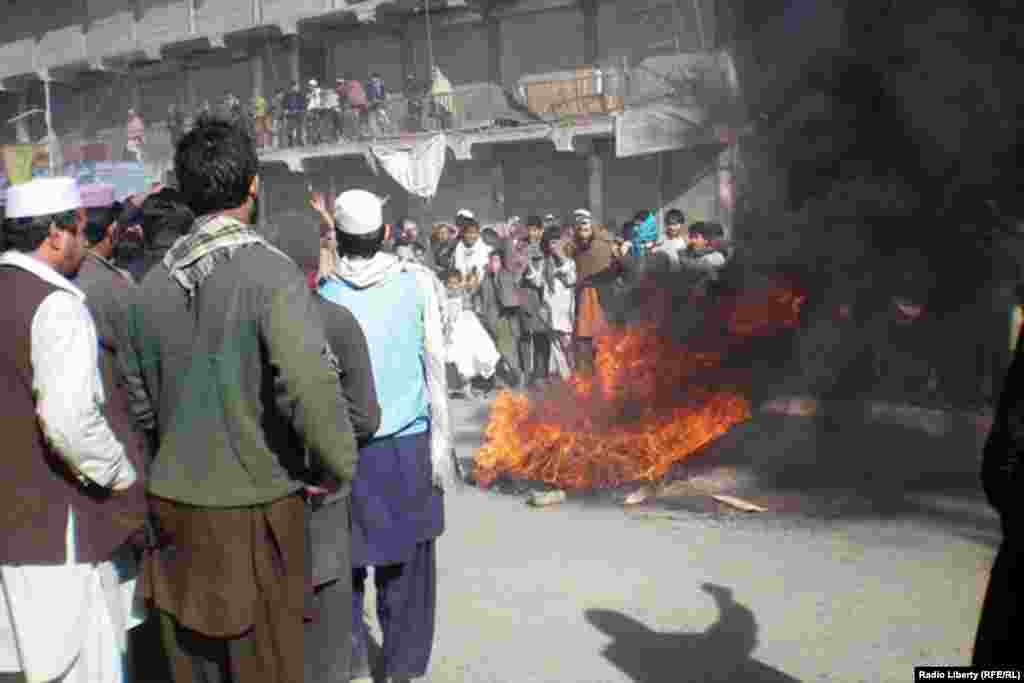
[974,535,1024,666]
[519,332,552,382]
[159,610,255,683]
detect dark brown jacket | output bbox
[0,264,147,565]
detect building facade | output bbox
[0,0,740,234]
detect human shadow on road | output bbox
[586,583,801,683]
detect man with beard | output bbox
[567,209,625,374]
[394,218,435,269]
[121,118,358,681]
[317,189,454,683]
[0,177,144,682]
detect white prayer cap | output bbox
[573,208,592,221]
[309,79,318,87]
[79,183,116,209]
[333,189,384,236]
[456,208,475,220]
[5,177,83,219]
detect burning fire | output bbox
[474,275,805,490]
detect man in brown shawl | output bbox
[567,209,624,374]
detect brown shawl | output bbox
[572,234,619,284]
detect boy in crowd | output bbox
[473,249,522,388]
[519,216,552,385]
[443,269,500,398]
[679,220,731,300]
[650,208,689,271]
[453,218,492,283]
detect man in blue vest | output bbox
[318,189,454,683]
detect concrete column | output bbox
[491,158,505,220]
[585,143,604,224]
[581,0,599,65]
[15,91,31,144]
[251,49,265,99]
[400,21,415,81]
[485,3,502,86]
[287,35,301,85]
[183,64,196,113]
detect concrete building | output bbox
[0,0,741,234]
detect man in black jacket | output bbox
[974,332,1024,666]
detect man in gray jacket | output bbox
[122,117,359,682]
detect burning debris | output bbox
[474,275,806,492]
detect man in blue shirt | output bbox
[318,189,454,683]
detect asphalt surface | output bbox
[412,395,997,683]
[123,393,997,682]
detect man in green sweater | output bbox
[121,116,359,682]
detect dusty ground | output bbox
[122,393,997,682]
[405,396,997,683]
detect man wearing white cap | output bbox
[121,117,358,682]
[0,177,143,682]
[318,189,454,683]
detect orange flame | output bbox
[474,275,804,490]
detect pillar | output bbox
[485,2,502,86]
[400,20,415,81]
[287,35,301,85]
[14,90,31,144]
[251,49,265,99]
[183,63,196,113]
[584,141,604,225]
[581,0,599,65]
[128,70,141,112]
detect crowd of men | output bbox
[166,67,456,152]
[0,112,1020,682]
[355,205,734,393]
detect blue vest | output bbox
[319,271,428,440]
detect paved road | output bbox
[125,395,997,682]
[398,397,997,683]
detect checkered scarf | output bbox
[164,213,288,304]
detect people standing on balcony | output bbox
[323,82,341,144]
[366,73,389,138]
[339,76,369,140]
[316,189,453,683]
[167,103,186,149]
[430,65,454,130]
[284,82,307,148]
[122,117,358,682]
[404,72,428,132]
[252,92,270,149]
[307,79,325,146]
[0,177,143,683]
[270,87,287,149]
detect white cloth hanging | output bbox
[370,134,447,199]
